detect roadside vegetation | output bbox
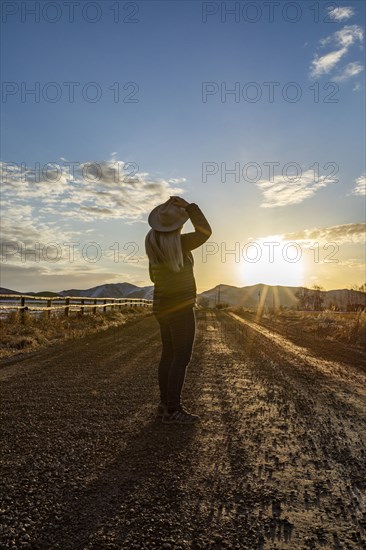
[231,307,366,349]
[0,308,151,359]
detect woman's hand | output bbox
[170,196,190,209]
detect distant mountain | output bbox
[0,287,61,297]
[127,286,154,300]
[1,282,364,310]
[198,283,366,309]
[59,282,154,300]
[0,287,22,295]
[325,288,365,309]
[198,283,299,308]
[26,291,62,297]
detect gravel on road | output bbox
[1,309,365,549]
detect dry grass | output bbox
[0,307,151,359]
[231,307,366,347]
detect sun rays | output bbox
[239,238,306,289]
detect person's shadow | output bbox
[35,415,197,549]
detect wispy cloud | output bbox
[333,25,364,47]
[338,259,366,270]
[0,157,186,223]
[256,169,337,208]
[318,25,364,49]
[282,223,366,245]
[310,24,364,78]
[0,156,187,278]
[0,203,78,261]
[327,6,355,22]
[310,48,348,77]
[352,174,366,196]
[333,61,364,81]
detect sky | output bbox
[1,0,365,293]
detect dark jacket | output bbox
[149,203,212,315]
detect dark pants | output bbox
[154,306,196,410]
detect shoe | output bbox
[162,405,200,424]
[157,402,168,418]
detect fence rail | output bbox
[0,294,152,321]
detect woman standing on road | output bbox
[145,196,212,424]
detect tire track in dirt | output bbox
[1,309,365,549]
[205,310,366,549]
[229,312,366,384]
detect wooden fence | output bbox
[0,294,152,322]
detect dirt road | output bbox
[1,309,365,549]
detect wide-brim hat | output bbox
[148,197,189,232]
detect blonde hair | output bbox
[145,227,184,273]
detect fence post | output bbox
[20,296,25,324]
[65,297,70,317]
[93,299,97,315]
[47,299,51,319]
[80,299,84,316]
[103,299,107,313]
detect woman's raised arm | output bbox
[180,203,212,252]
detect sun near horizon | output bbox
[236,237,305,288]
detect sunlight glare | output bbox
[240,238,305,287]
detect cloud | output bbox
[338,259,366,270]
[256,169,337,208]
[352,174,366,196]
[310,47,348,77]
[0,158,187,223]
[281,223,366,245]
[0,156,188,280]
[0,203,79,262]
[334,25,364,48]
[333,61,364,81]
[327,6,355,21]
[310,25,364,78]
[0,156,188,291]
